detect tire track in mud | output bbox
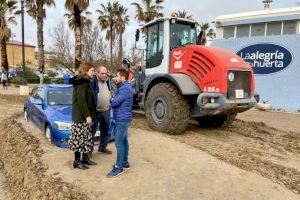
[225,120,300,155]
[0,113,91,200]
[131,114,300,194]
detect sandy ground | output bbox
[0,91,299,199]
[0,84,37,96]
[0,97,23,200]
[0,173,11,200]
[238,109,300,133]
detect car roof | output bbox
[37,84,73,90]
[47,84,73,88]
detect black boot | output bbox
[82,153,97,165]
[88,147,94,158]
[73,152,89,170]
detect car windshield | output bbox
[170,21,197,49]
[48,89,73,106]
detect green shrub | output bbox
[9,77,64,85]
[46,70,57,77]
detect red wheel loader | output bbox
[126,17,256,134]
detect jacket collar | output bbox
[117,81,128,88]
[69,75,90,86]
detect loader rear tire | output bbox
[145,83,190,134]
[197,114,236,128]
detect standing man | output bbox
[107,69,133,178]
[91,66,112,154]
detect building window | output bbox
[251,23,265,36]
[266,22,282,36]
[236,25,250,38]
[223,26,235,39]
[283,20,297,35]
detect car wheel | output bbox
[45,126,54,144]
[24,109,28,122]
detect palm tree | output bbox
[198,23,216,45]
[115,4,129,67]
[175,10,192,19]
[97,1,120,69]
[25,0,55,84]
[0,0,19,73]
[65,0,91,70]
[64,10,91,31]
[131,0,164,24]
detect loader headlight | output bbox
[54,121,71,131]
[228,72,234,82]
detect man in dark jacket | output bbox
[90,66,112,154]
[107,69,133,178]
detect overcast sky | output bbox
[9,0,299,50]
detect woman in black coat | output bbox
[69,62,97,170]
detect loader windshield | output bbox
[170,21,197,49]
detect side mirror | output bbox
[135,29,140,42]
[30,97,43,105]
[197,30,205,45]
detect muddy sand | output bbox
[0,96,299,200]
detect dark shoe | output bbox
[73,160,89,170]
[107,166,124,178]
[122,162,130,169]
[98,148,112,154]
[82,153,97,165]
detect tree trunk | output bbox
[0,38,9,73]
[118,32,123,67]
[74,25,82,70]
[110,24,113,70]
[37,3,45,84]
[74,6,82,70]
[0,14,9,73]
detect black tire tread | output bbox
[145,82,190,134]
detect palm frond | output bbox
[132,0,164,24]
[65,0,90,12]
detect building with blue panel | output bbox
[211,6,300,111]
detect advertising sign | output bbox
[237,43,293,74]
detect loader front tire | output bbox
[145,83,190,134]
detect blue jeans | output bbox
[114,121,130,168]
[92,110,110,149]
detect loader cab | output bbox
[169,19,197,49]
[139,17,198,76]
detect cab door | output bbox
[145,21,169,75]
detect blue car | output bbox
[24,84,115,148]
[24,84,73,148]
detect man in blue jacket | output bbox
[107,69,133,178]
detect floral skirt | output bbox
[69,122,93,153]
